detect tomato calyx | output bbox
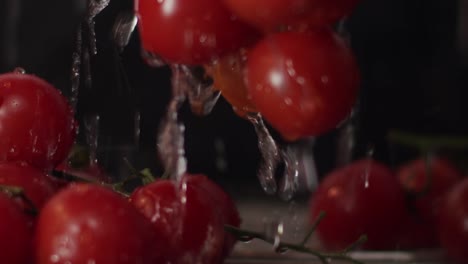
[0,184,38,216]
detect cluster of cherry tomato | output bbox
[0,72,240,264]
[136,0,361,141]
[309,157,468,263]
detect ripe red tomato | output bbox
[135,0,259,65]
[205,51,257,116]
[0,72,76,170]
[185,174,241,257]
[130,176,226,263]
[309,159,407,250]
[35,183,160,264]
[246,29,359,140]
[223,0,360,32]
[437,178,468,264]
[0,162,57,212]
[397,157,462,222]
[0,193,32,264]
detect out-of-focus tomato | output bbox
[0,193,32,264]
[135,0,259,65]
[0,72,76,170]
[437,177,468,264]
[130,176,226,264]
[35,183,160,264]
[205,51,257,116]
[397,157,462,221]
[246,29,359,140]
[309,159,407,250]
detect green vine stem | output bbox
[0,185,38,216]
[388,130,468,151]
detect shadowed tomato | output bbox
[309,159,407,250]
[0,71,76,170]
[130,176,226,264]
[35,184,160,264]
[437,178,468,264]
[246,29,359,140]
[205,51,257,116]
[0,193,32,264]
[397,157,462,221]
[136,0,259,65]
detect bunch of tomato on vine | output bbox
[308,156,468,263]
[136,0,361,141]
[0,71,241,263]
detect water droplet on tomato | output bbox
[13,67,26,74]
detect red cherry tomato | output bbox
[437,177,468,264]
[35,183,160,264]
[0,72,76,170]
[0,162,57,212]
[205,51,257,116]
[135,0,259,65]
[246,29,359,140]
[130,176,226,263]
[309,159,407,250]
[185,174,241,257]
[0,193,32,264]
[223,0,360,32]
[397,157,462,221]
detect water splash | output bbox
[134,111,141,146]
[157,65,187,181]
[87,0,111,55]
[263,217,284,251]
[112,11,138,51]
[70,27,82,111]
[141,50,166,67]
[84,114,100,166]
[247,113,279,194]
[279,146,300,201]
[180,65,220,116]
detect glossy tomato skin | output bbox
[246,29,359,141]
[130,177,226,264]
[397,157,462,221]
[185,174,241,258]
[0,162,57,212]
[309,159,407,250]
[35,183,160,264]
[135,0,259,65]
[437,178,468,264]
[0,72,76,170]
[0,193,32,264]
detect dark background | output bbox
[1,0,468,195]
